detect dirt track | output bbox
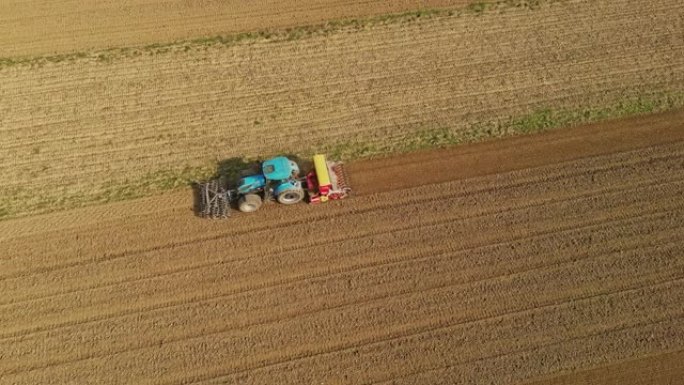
[1,112,683,384]
[0,0,468,57]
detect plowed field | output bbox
[2,0,684,219]
[1,112,683,384]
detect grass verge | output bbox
[326,92,684,159]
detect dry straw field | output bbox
[1,0,684,219]
[0,0,469,57]
[1,0,684,383]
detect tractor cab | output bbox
[261,156,300,181]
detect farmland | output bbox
[1,112,683,384]
[2,0,684,219]
[0,0,470,57]
[2,0,684,383]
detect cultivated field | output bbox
[0,0,468,57]
[1,113,683,384]
[526,350,684,385]
[3,0,684,382]
[2,0,684,219]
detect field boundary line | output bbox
[3,148,681,278]
[2,140,681,243]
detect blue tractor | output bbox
[196,154,350,218]
[234,156,305,212]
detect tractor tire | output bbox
[238,193,263,213]
[277,188,304,205]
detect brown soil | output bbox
[348,109,684,194]
[0,0,469,57]
[524,350,684,385]
[0,112,682,384]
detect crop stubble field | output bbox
[1,112,683,384]
[2,0,684,383]
[0,0,470,57]
[2,0,684,219]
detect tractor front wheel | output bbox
[238,193,263,213]
[277,188,304,205]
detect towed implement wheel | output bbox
[238,193,263,213]
[277,188,304,205]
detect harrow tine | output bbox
[197,180,231,218]
[332,163,351,193]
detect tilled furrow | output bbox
[6,246,682,384]
[1,213,681,374]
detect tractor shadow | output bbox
[191,157,257,217]
[214,157,262,187]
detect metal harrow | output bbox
[197,180,231,218]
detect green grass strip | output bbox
[324,92,684,160]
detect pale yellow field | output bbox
[1,0,683,219]
[0,0,469,57]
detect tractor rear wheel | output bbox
[238,193,262,213]
[277,188,304,205]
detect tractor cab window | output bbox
[263,165,275,174]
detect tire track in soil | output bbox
[1,216,680,376]
[3,218,682,375]
[1,147,681,306]
[182,282,684,385]
[1,176,682,340]
[0,0,470,57]
[1,140,681,281]
[521,349,684,385]
[366,316,684,385]
[1,112,683,383]
[140,278,684,385]
[6,254,684,383]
